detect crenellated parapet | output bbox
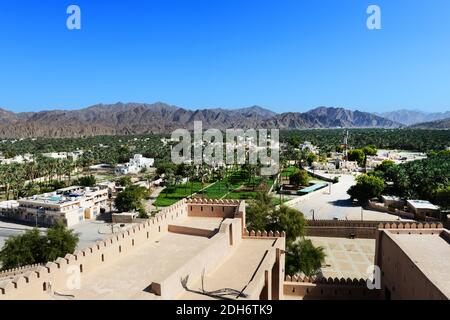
[186,198,241,205]
[378,222,443,229]
[0,198,191,299]
[0,264,44,280]
[284,275,367,287]
[243,229,286,239]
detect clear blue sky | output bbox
[0,0,449,113]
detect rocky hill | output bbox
[410,117,450,129]
[377,110,450,126]
[0,103,401,138]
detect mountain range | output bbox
[410,117,450,129]
[377,110,450,126]
[0,103,405,138]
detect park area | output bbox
[154,170,276,207]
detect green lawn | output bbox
[200,170,246,199]
[281,166,298,177]
[154,170,277,206]
[272,197,290,206]
[154,181,203,207]
[221,176,276,201]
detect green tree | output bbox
[62,159,75,184]
[114,186,149,214]
[435,186,450,210]
[286,239,326,277]
[246,192,325,276]
[289,169,310,187]
[246,193,306,244]
[347,149,366,166]
[347,174,385,203]
[374,160,396,174]
[42,222,79,262]
[75,175,96,187]
[0,224,79,270]
[0,229,44,270]
[118,176,132,187]
[246,192,275,232]
[362,145,378,156]
[306,152,318,167]
[268,205,306,244]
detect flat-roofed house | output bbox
[115,154,155,175]
[376,226,450,300]
[407,200,440,220]
[381,195,405,208]
[16,185,109,227]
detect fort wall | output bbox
[0,198,285,301]
[375,224,447,300]
[0,199,189,299]
[306,220,444,239]
[284,276,380,300]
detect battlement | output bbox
[186,198,241,205]
[0,197,285,300]
[285,275,367,286]
[186,198,244,220]
[378,222,443,229]
[0,264,44,280]
[0,198,190,299]
[306,220,445,240]
[243,229,286,239]
[284,275,380,300]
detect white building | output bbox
[42,150,84,161]
[15,185,110,227]
[0,200,19,216]
[407,200,440,220]
[42,152,68,160]
[0,154,34,165]
[299,141,318,154]
[115,154,155,175]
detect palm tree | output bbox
[2,164,17,200]
[55,159,66,183]
[286,239,326,278]
[6,163,26,200]
[62,159,75,184]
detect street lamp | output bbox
[361,207,364,221]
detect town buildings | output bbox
[0,154,34,165]
[115,154,155,175]
[42,150,84,161]
[4,185,110,227]
[299,141,319,154]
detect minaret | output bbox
[343,130,349,161]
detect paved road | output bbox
[0,221,47,249]
[71,220,137,250]
[290,174,363,220]
[289,173,406,221]
[145,186,165,212]
[0,228,24,248]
